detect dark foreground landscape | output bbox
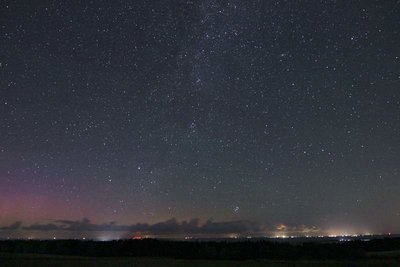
[1,237,400,266]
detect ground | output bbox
[1,253,400,267]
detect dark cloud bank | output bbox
[0,218,321,238]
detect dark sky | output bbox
[1,0,400,239]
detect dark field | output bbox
[1,238,400,266]
[1,253,400,267]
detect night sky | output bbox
[1,1,400,239]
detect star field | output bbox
[1,0,400,238]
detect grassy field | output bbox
[367,250,400,258]
[1,253,400,267]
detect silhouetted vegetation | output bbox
[1,238,399,260]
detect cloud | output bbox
[200,219,262,235]
[0,218,324,237]
[270,223,321,236]
[0,221,22,230]
[23,223,66,231]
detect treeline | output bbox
[0,238,399,260]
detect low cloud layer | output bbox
[0,221,22,231]
[0,218,324,238]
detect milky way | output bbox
[1,1,399,238]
